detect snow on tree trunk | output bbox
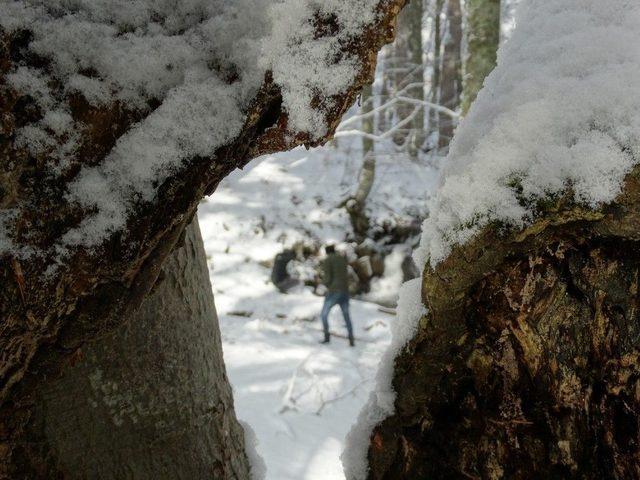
[0,0,407,474]
[461,0,500,115]
[345,1,640,478]
[20,217,255,479]
[366,182,640,479]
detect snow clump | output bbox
[415,0,640,267]
[0,0,382,253]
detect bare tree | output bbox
[437,0,463,151]
[406,0,425,158]
[346,84,376,242]
[428,0,445,143]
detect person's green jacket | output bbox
[322,253,349,294]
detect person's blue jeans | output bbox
[320,292,353,341]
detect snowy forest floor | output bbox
[198,143,436,479]
[217,289,391,480]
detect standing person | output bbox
[319,245,355,346]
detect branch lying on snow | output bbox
[279,353,314,414]
[279,351,371,416]
[315,379,372,415]
[0,0,407,414]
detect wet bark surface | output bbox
[367,171,640,479]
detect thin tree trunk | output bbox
[347,84,376,242]
[365,173,640,479]
[12,217,252,479]
[378,48,391,134]
[391,5,412,147]
[437,0,463,151]
[461,0,501,115]
[429,0,444,148]
[406,0,425,158]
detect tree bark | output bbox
[347,84,375,242]
[437,0,463,151]
[428,0,444,146]
[7,217,251,479]
[365,170,640,479]
[390,0,420,148]
[406,0,424,158]
[0,1,407,472]
[461,0,501,115]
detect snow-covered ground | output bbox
[198,144,436,479]
[217,290,392,480]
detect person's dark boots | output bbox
[349,337,355,347]
[320,334,330,344]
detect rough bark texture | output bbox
[366,168,640,479]
[14,217,251,480]
[0,1,407,475]
[461,0,500,115]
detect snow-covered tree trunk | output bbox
[16,217,253,479]
[461,0,500,114]
[0,1,407,475]
[366,189,640,479]
[347,1,640,478]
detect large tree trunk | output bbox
[461,0,501,115]
[0,2,407,472]
[7,217,251,479]
[365,173,640,479]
